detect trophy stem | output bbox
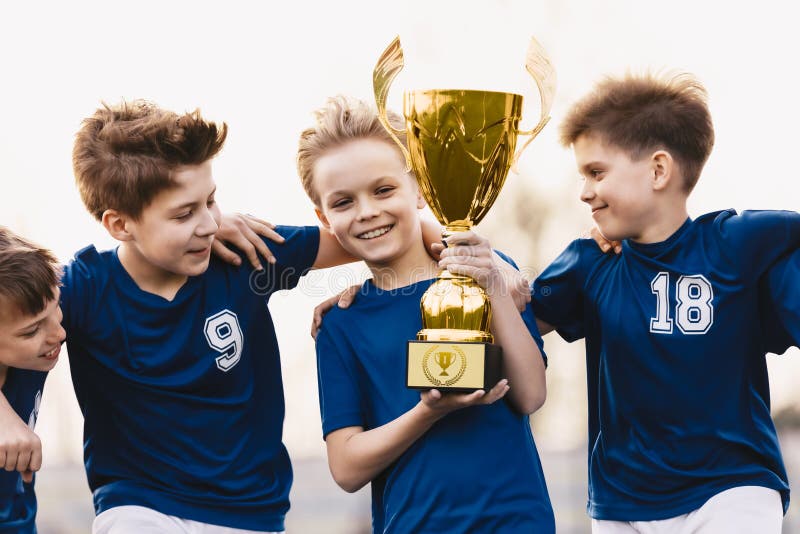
[438,221,475,281]
[442,221,472,239]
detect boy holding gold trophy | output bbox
[300,36,556,533]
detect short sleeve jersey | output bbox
[0,369,46,534]
[59,226,319,531]
[531,210,800,521]
[761,248,800,353]
[316,252,555,534]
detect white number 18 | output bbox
[650,273,714,335]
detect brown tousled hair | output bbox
[296,95,408,205]
[559,72,714,192]
[73,100,228,220]
[0,227,61,317]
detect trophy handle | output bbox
[513,36,557,170]
[373,36,413,172]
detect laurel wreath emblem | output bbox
[422,345,467,387]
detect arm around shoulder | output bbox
[313,228,360,269]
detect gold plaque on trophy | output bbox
[373,36,555,391]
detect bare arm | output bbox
[420,217,444,260]
[0,392,41,483]
[487,281,546,413]
[212,213,362,271]
[325,382,509,492]
[312,229,361,269]
[438,231,545,414]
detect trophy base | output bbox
[406,340,503,392]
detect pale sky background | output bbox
[1,0,799,471]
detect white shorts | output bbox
[592,486,783,534]
[92,505,284,534]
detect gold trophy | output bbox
[373,36,555,391]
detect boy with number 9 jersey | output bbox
[3,100,360,533]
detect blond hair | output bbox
[296,95,407,205]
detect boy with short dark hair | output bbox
[0,227,65,533]
[531,72,800,532]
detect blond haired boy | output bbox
[300,96,555,533]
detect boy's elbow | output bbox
[518,398,543,415]
[340,480,367,494]
[517,387,546,415]
[332,472,367,493]
[329,464,367,493]
[531,390,546,413]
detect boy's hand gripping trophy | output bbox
[373,36,556,391]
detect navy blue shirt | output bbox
[531,210,800,521]
[316,253,555,534]
[0,368,46,534]
[60,226,319,530]
[761,248,800,354]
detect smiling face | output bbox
[0,292,66,377]
[313,138,427,270]
[573,133,660,242]
[117,161,221,287]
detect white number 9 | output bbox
[204,310,244,371]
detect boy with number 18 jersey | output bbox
[531,73,800,532]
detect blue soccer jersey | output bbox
[531,209,800,521]
[761,249,800,353]
[0,368,46,534]
[60,226,319,531]
[316,253,555,534]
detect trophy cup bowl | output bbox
[373,36,555,391]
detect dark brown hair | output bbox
[0,227,61,317]
[559,72,714,192]
[297,95,408,205]
[73,100,228,220]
